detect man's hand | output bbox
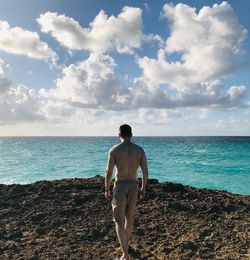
[138,188,146,200]
[105,190,111,200]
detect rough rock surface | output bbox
[0,175,249,259]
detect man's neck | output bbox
[122,138,131,143]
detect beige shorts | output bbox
[112,179,138,224]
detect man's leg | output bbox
[112,184,129,259]
[125,214,134,242]
[125,184,138,246]
[115,220,129,259]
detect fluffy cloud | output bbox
[174,80,247,107]
[37,7,144,54]
[131,77,247,108]
[138,108,182,124]
[139,1,247,86]
[40,52,130,109]
[0,20,57,63]
[0,2,248,128]
[133,2,248,110]
[0,60,11,94]
[0,60,45,124]
[39,53,179,111]
[40,52,247,111]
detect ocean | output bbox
[0,136,249,195]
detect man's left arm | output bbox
[104,150,115,199]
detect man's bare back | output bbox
[109,140,147,181]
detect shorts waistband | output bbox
[114,179,138,185]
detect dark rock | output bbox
[7,229,23,240]
[135,228,145,236]
[180,241,197,250]
[60,208,78,216]
[73,197,85,205]
[0,176,249,259]
[199,229,212,238]
[170,202,189,212]
[148,179,159,184]
[223,204,237,212]
[31,213,46,223]
[163,182,187,193]
[35,226,47,236]
[87,228,104,241]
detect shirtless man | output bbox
[105,124,148,260]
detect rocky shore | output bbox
[0,175,249,259]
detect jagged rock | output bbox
[0,175,249,259]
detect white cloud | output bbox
[1,108,249,136]
[0,20,57,64]
[38,53,177,111]
[139,1,247,86]
[227,85,247,105]
[40,52,130,109]
[199,108,210,119]
[132,2,248,110]
[175,81,247,108]
[138,108,182,124]
[37,6,144,54]
[131,77,247,109]
[0,84,45,124]
[213,116,250,135]
[0,59,11,93]
[0,59,4,75]
[39,51,247,112]
[0,60,45,124]
[1,2,249,131]
[130,77,174,108]
[39,100,77,123]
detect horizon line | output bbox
[0,135,250,138]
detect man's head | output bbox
[119,124,132,139]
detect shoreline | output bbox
[1,176,249,196]
[0,175,249,259]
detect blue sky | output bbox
[0,0,249,136]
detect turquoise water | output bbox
[0,137,249,195]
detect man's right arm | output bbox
[140,150,148,198]
[104,149,115,199]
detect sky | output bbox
[0,0,249,136]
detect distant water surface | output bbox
[0,136,249,195]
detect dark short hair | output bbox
[119,124,132,138]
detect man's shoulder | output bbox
[109,144,120,153]
[109,142,144,154]
[132,143,144,153]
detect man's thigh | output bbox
[112,185,127,224]
[125,185,138,221]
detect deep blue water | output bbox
[0,136,249,195]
